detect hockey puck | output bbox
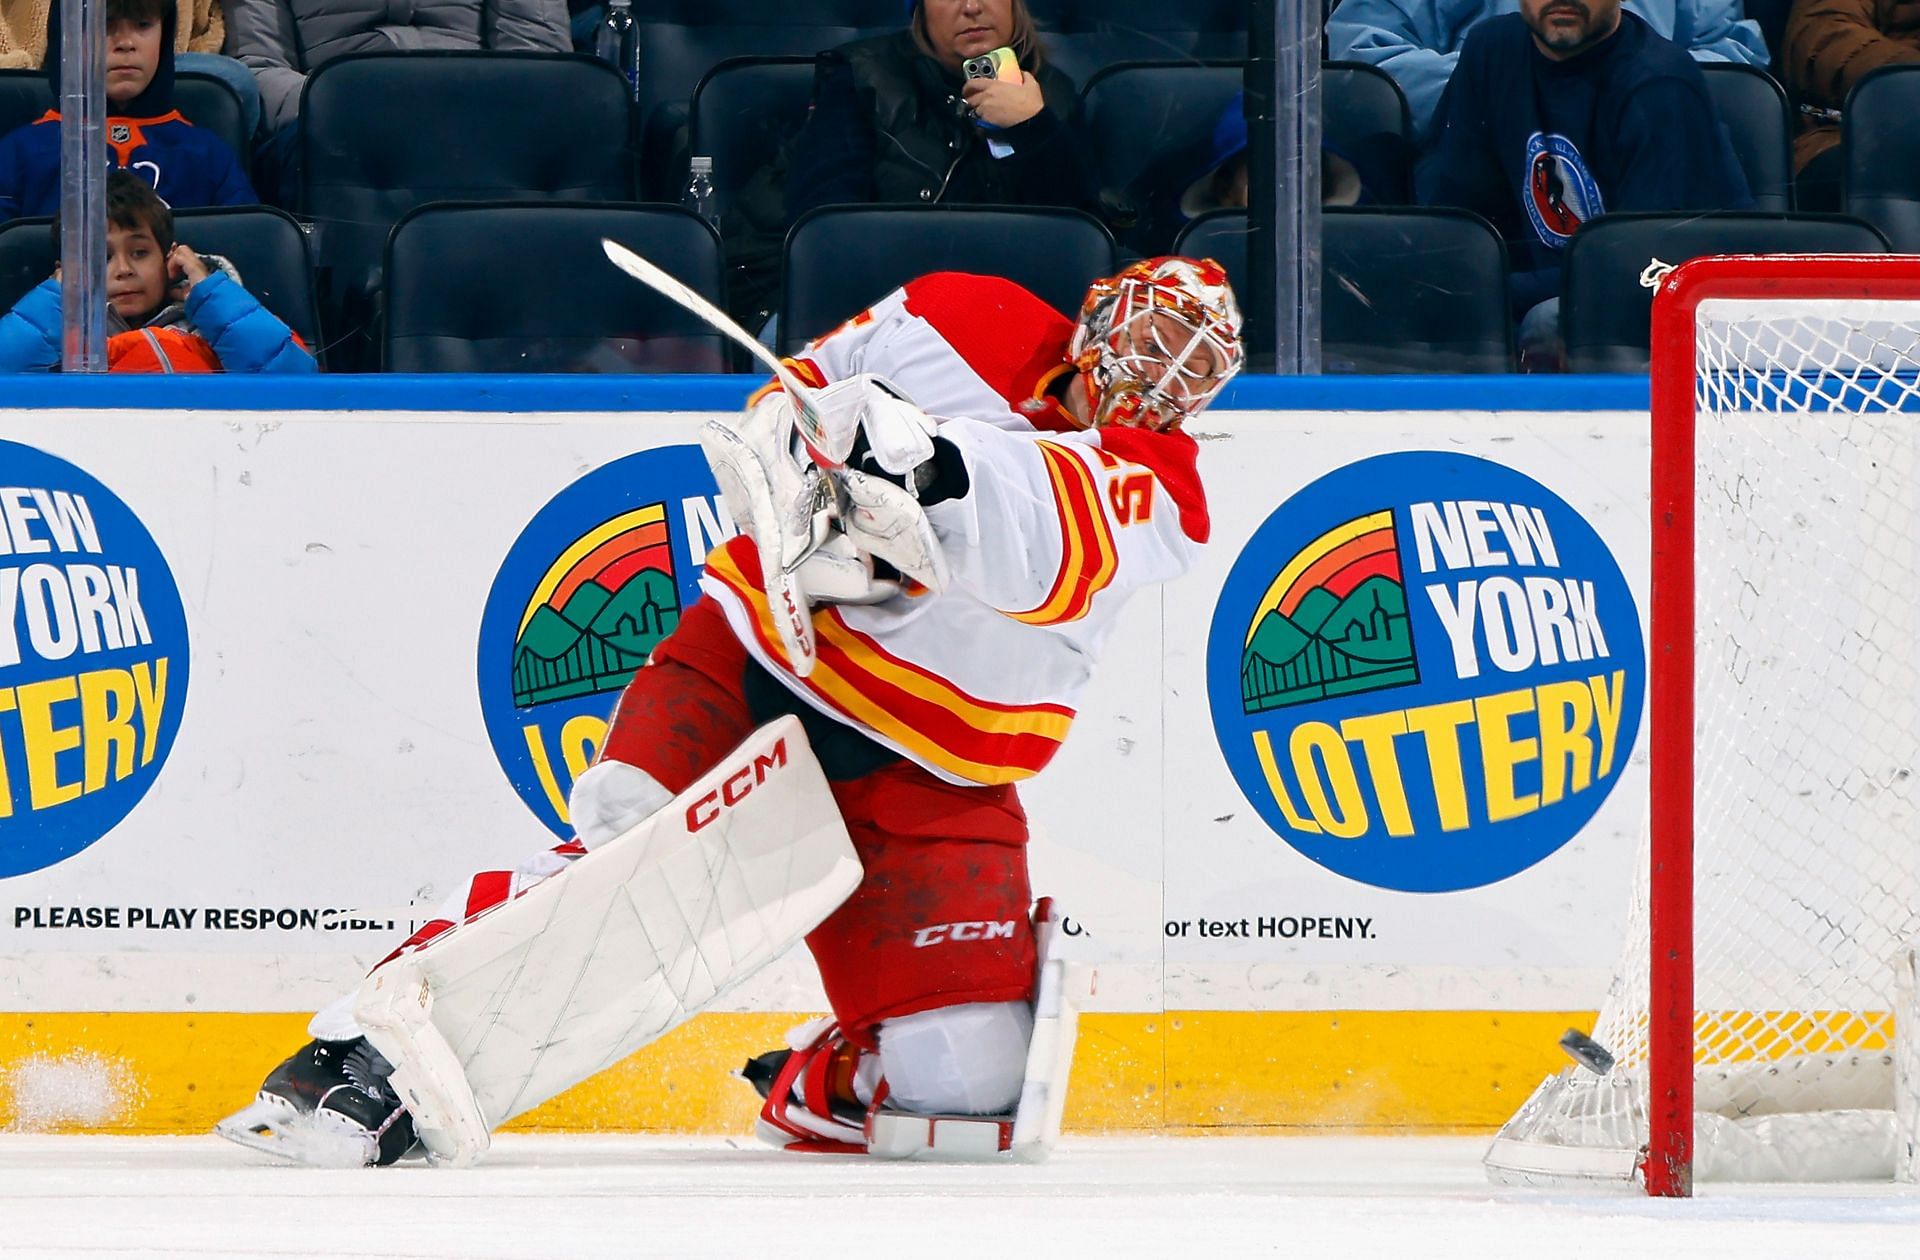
[1559,1028,1616,1076]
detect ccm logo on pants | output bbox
[685,738,788,831]
[913,920,1016,948]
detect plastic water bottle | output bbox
[594,0,639,100]
[684,156,718,229]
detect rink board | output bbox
[0,375,1650,1134]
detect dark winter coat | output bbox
[1785,0,1920,172]
[721,30,1094,330]
[784,31,1094,216]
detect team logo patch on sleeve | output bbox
[1206,452,1644,893]
[1524,131,1604,249]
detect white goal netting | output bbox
[1487,294,1920,1186]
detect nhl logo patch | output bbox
[110,123,130,143]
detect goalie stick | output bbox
[600,237,845,675]
[599,238,852,468]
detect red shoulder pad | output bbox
[899,273,1075,413]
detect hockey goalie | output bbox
[215,257,1244,1167]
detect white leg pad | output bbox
[863,900,1093,1163]
[1009,907,1092,1162]
[352,716,862,1167]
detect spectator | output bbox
[227,0,569,136]
[1331,0,1768,143]
[1416,0,1752,369]
[0,0,255,223]
[226,0,569,203]
[1784,0,1920,212]
[0,0,253,135]
[724,0,1096,333]
[0,169,313,371]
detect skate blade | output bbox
[214,1096,374,1169]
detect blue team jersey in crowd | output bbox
[0,110,256,223]
[1415,11,1751,311]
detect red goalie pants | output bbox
[616,598,1037,1046]
[389,599,1038,1049]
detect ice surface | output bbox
[2,1135,1917,1260]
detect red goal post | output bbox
[1646,254,1920,1197]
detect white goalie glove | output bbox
[795,532,901,606]
[699,392,833,674]
[811,374,953,595]
[836,467,951,594]
[705,374,953,647]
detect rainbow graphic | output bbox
[1239,510,1417,712]
[510,504,680,707]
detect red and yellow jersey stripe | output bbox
[1003,441,1119,626]
[704,539,1075,785]
[745,356,830,408]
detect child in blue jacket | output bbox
[0,169,312,373]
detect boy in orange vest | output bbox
[0,168,311,371]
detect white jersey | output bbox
[700,273,1210,786]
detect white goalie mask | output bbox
[1067,256,1245,432]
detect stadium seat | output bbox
[1845,65,1920,251]
[779,205,1117,354]
[634,0,900,199]
[1562,212,1890,372]
[383,202,727,373]
[0,69,251,173]
[1040,0,1248,90]
[1323,60,1412,204]
[0,204,324,364]
[1084,62,1416,251]
[298,52,637,369]
[1081,61,1243,251]
[1699,63,1792,212]
[687,57,818,225]
[1174,207,1515,374]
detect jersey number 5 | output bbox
[1108,472,1154,526]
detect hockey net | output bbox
[1485,256,1920,1195]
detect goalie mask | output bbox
[1068,256,1245,432]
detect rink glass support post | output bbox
[57,0,106,372]
[1246,0,1321,375]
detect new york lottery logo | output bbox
[1208,451,1644,893]
[0,442,189,877]
[476,446,729,837]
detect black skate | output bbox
[216,1037,418,1167]
[738,1047,791,1101]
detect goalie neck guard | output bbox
[1067,256,1244,432]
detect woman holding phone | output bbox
[785,0,1094,212]
[721,0,1097,333]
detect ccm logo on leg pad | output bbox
[685,738,790,831]
[913,920,1016,948]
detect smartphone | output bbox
[962,46,1022,85]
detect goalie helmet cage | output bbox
[1487,254,1920,1198]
